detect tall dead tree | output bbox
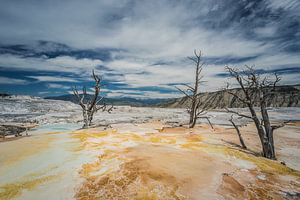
[73,70,113,129]
[177,50,212,128]
[225,66,288,159]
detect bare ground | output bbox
[0,121,299,200]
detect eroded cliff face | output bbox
[165,85,300,109]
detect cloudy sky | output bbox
[0,0,299,98]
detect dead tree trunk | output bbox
[73,70,113,129]
[229,115,247,149]
[176,50,212,128]
[225,66,287,160]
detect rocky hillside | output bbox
[162,85,300,109]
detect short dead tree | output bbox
[225,65,289,159]
[229,115,247,149]
[176,50,213,129]
[73,70,113,129]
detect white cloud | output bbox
[28,76,78,82]
[0,77,29,85]
[0,0,299,98]
[0,54,102,75]
[46,83,70,89]
[105,90,180,99]
[254,25,277,38]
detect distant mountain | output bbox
[45,94,171,107]
[0,93,10,98]
[38,84,300,108]
[161,84,300,108]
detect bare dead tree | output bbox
[229,115,247,149]
[176,50,212,128]
[225,65,289,159]
[73,70,113,129]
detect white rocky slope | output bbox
[1,95,300,126]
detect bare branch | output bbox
[226,90,249,104]
[73,70,112,128]
[272,73,281,90]
[225,65,284,159]
[175,86,193,99]
[198,116,214,129]
[271,120,290,130]
[229,115,247,149]
[107,104,114,113]
[177,49,209,128]
[187,56,198,64]
[225,108,252,119]
[96,96,104,105]
[182,83,195,92]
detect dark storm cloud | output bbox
[0,41,121,61]
[190,0,300,54]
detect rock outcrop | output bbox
[162,85,300,109]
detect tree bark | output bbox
[82,110,89,128]
[229,117,247,149]
[261,130,276,159]
[189,97,197,128]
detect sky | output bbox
[0,0,299,98]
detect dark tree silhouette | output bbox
[225,65,289,159]
[177,50,212,128]
[73,70,113,129]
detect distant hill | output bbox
[161,84,300,109]
[45,94,171,107]
[41,84,300,108]
[0,93,10,98]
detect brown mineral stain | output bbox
[159,127,189,134]
[76,158,187,200]
[217,174,245,199]
[72,123,300,200]
[76,143,231,200]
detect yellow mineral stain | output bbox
[80,161,101,178]
[181,141,300,178]
[159,127,189,134]
[79,152,120,178]
[181,142,207,149]
[186,134,203,142]
[149,136,162,143]
[70,129,117,151]
[221,147,300,177]
[136,188,159,200]
[126,133,144,141]
[0,175,59,200]
[147,135,177,144]
[72,129,117,142]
